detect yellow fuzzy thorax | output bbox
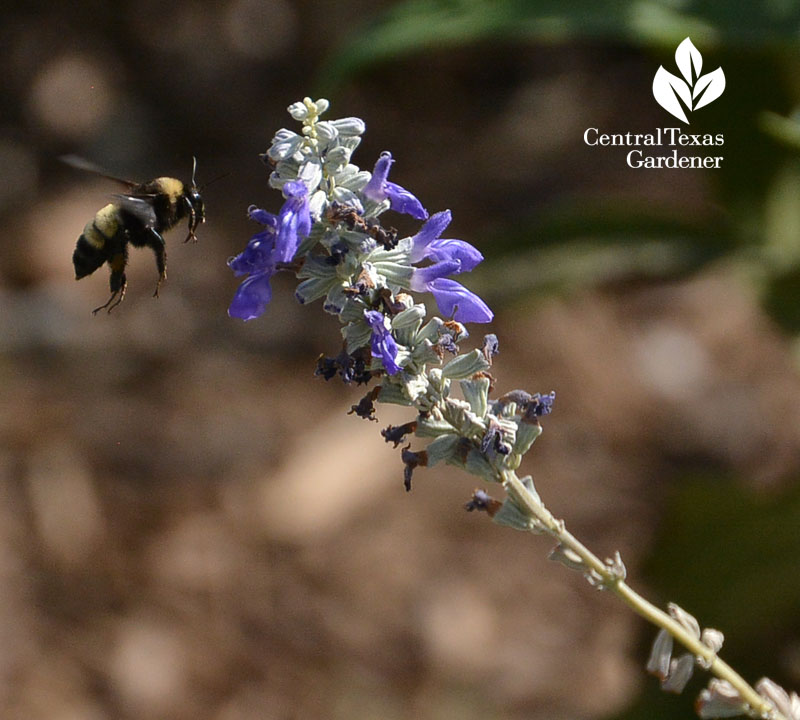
[152,177,185,201]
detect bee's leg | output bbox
[141,228,167,297]
[93,260,127,314]
[93,291,119,314]
[182,197,197,243]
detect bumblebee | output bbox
[63,155,205,313]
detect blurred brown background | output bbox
[2,1,800,719]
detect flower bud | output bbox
[442,349,491,380]
[295,276,339,306]
[268,129,303,161]
[288,100,310,120]
[460,376,490,418]
[416,317,444,344]
[392,304,426,331]
[698,628,724,669]
[756,678,800,720]
[298,160,323,191]
[315,121,338,143]
[463,446,497,482]
[662,654,694,694]
[324,146,352,170]
[549,544,587,572]
[411,339,442,367]
[667,603,700,639]
[323,285,349,315]
[335,167,371,191]
[332,117,366,136]
[647,629,673,680]
[331,186,362,208]
[377,381,414,407]
[512,418,543,456]
[308,189,328,221]
[425,434,460,467]
[696,679,745,718]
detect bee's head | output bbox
[186,187,205,225]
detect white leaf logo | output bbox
[652,37,725,123]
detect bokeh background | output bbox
[2,1,800,718]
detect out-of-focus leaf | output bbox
[763,268,800,333]
[644,473,800,649]
[760,111,800,151]
[467,201,730,302]
[318,0,800,89]
[762,161,800,271]
[477,239,711,303]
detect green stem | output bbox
[501,470,784,720]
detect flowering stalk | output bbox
[501,470,789,720]
[228,97,797,720]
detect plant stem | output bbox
[501,470,784,720]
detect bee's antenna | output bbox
[191,156,198,189]
[199,171,231,190]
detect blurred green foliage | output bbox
[320,0,800,88]
[320,0,800,331]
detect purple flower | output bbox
[228,207,279,320]
[229,207,278,277]
[275,180,312,262]
[408,210,491,322]
[409,246,493,324]
[410,259,462,288]
[228,184,312,321]
[410,210,483,271]
[228,271,274,320]
[364,309,401,375]
[416,277,493,324]
[363,151,428,220]
[247,206,279,229]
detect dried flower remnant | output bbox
[401,446,427,492]
[348,387,381,422]
[381,422,418,448]
[464,489,502,516]
[696,680,747,719]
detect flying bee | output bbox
[62,155,205,313]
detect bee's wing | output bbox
[60,155,139,189]
[113,193,159,228]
